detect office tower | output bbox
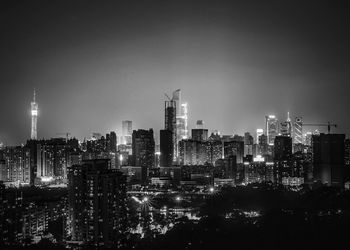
[258,134,269,155]
[265,115,279,145]
[160,129,173,167]
[179,103,189,140]
[173,89,189,140]
[244,132,254,156]
[36,138,68,180]
[191,128,209,141]
[224,140,244,164]
[256,129,263,144]
[280,112,292,137]
[165,99,177,162]
[68,159,127,247]
[178,139,209,166]
[312,133,345,186]
[31,90,38,140]
[294,117,303,144]
[122,120,132,145]
[132,129,155,184]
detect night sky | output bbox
[1,0,350,145]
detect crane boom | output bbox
[164,93,172,101]
[303,122,337,134]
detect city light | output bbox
[40,176,53,182]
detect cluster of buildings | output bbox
[0,89,349,189]
[1,89,350,248]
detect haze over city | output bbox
[1,0,350,144]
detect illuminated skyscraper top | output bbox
[265,115,278,145]
[31,89,38,140]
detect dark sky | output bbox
[1,0,350,145]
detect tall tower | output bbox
[31,89,38,140]
[165,100,177,161]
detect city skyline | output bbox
[1,0,350,145]
[0,87,347,146]
[2,2,350,249]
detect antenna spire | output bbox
[33,88,36,102]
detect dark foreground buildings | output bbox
[312,133,345,186]
[67,159,127,248]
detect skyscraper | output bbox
[172,89,189,155]
[165,99,177,162]
[265,115,278,145]
[30,90,38,140]
[256,129,263,144]
[121,120,132,145]
[132,129,155,184]
[280,112,292,137]
[160,129,173,167]
[294,117,303,144]
[244,132,254,156]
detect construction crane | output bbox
[303,122,337,134]
[164,93,172,101]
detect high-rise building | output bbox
[160,129,173,167]
[312,133,345,186]
[109,131,117,152]
[179,103,188,140]
[208,140,223,165]
[224,140,244,164]
[172,90,188,138]
[0,146,31,184]
[294,117,303,144]
[132,129,155,184]
[36,138,69,179]
[244,132,254,156]
[121,120,132,145]
[178,139,209,165]
[274,136,293,161]
[265,115,278,145]
[191,128,208,141]
[256,129,264,144]
[165,99,177,162]
[280,112,292,137]
[31,90,38,140]
[67,159,127,247]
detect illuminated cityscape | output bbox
[1,1,350,250]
